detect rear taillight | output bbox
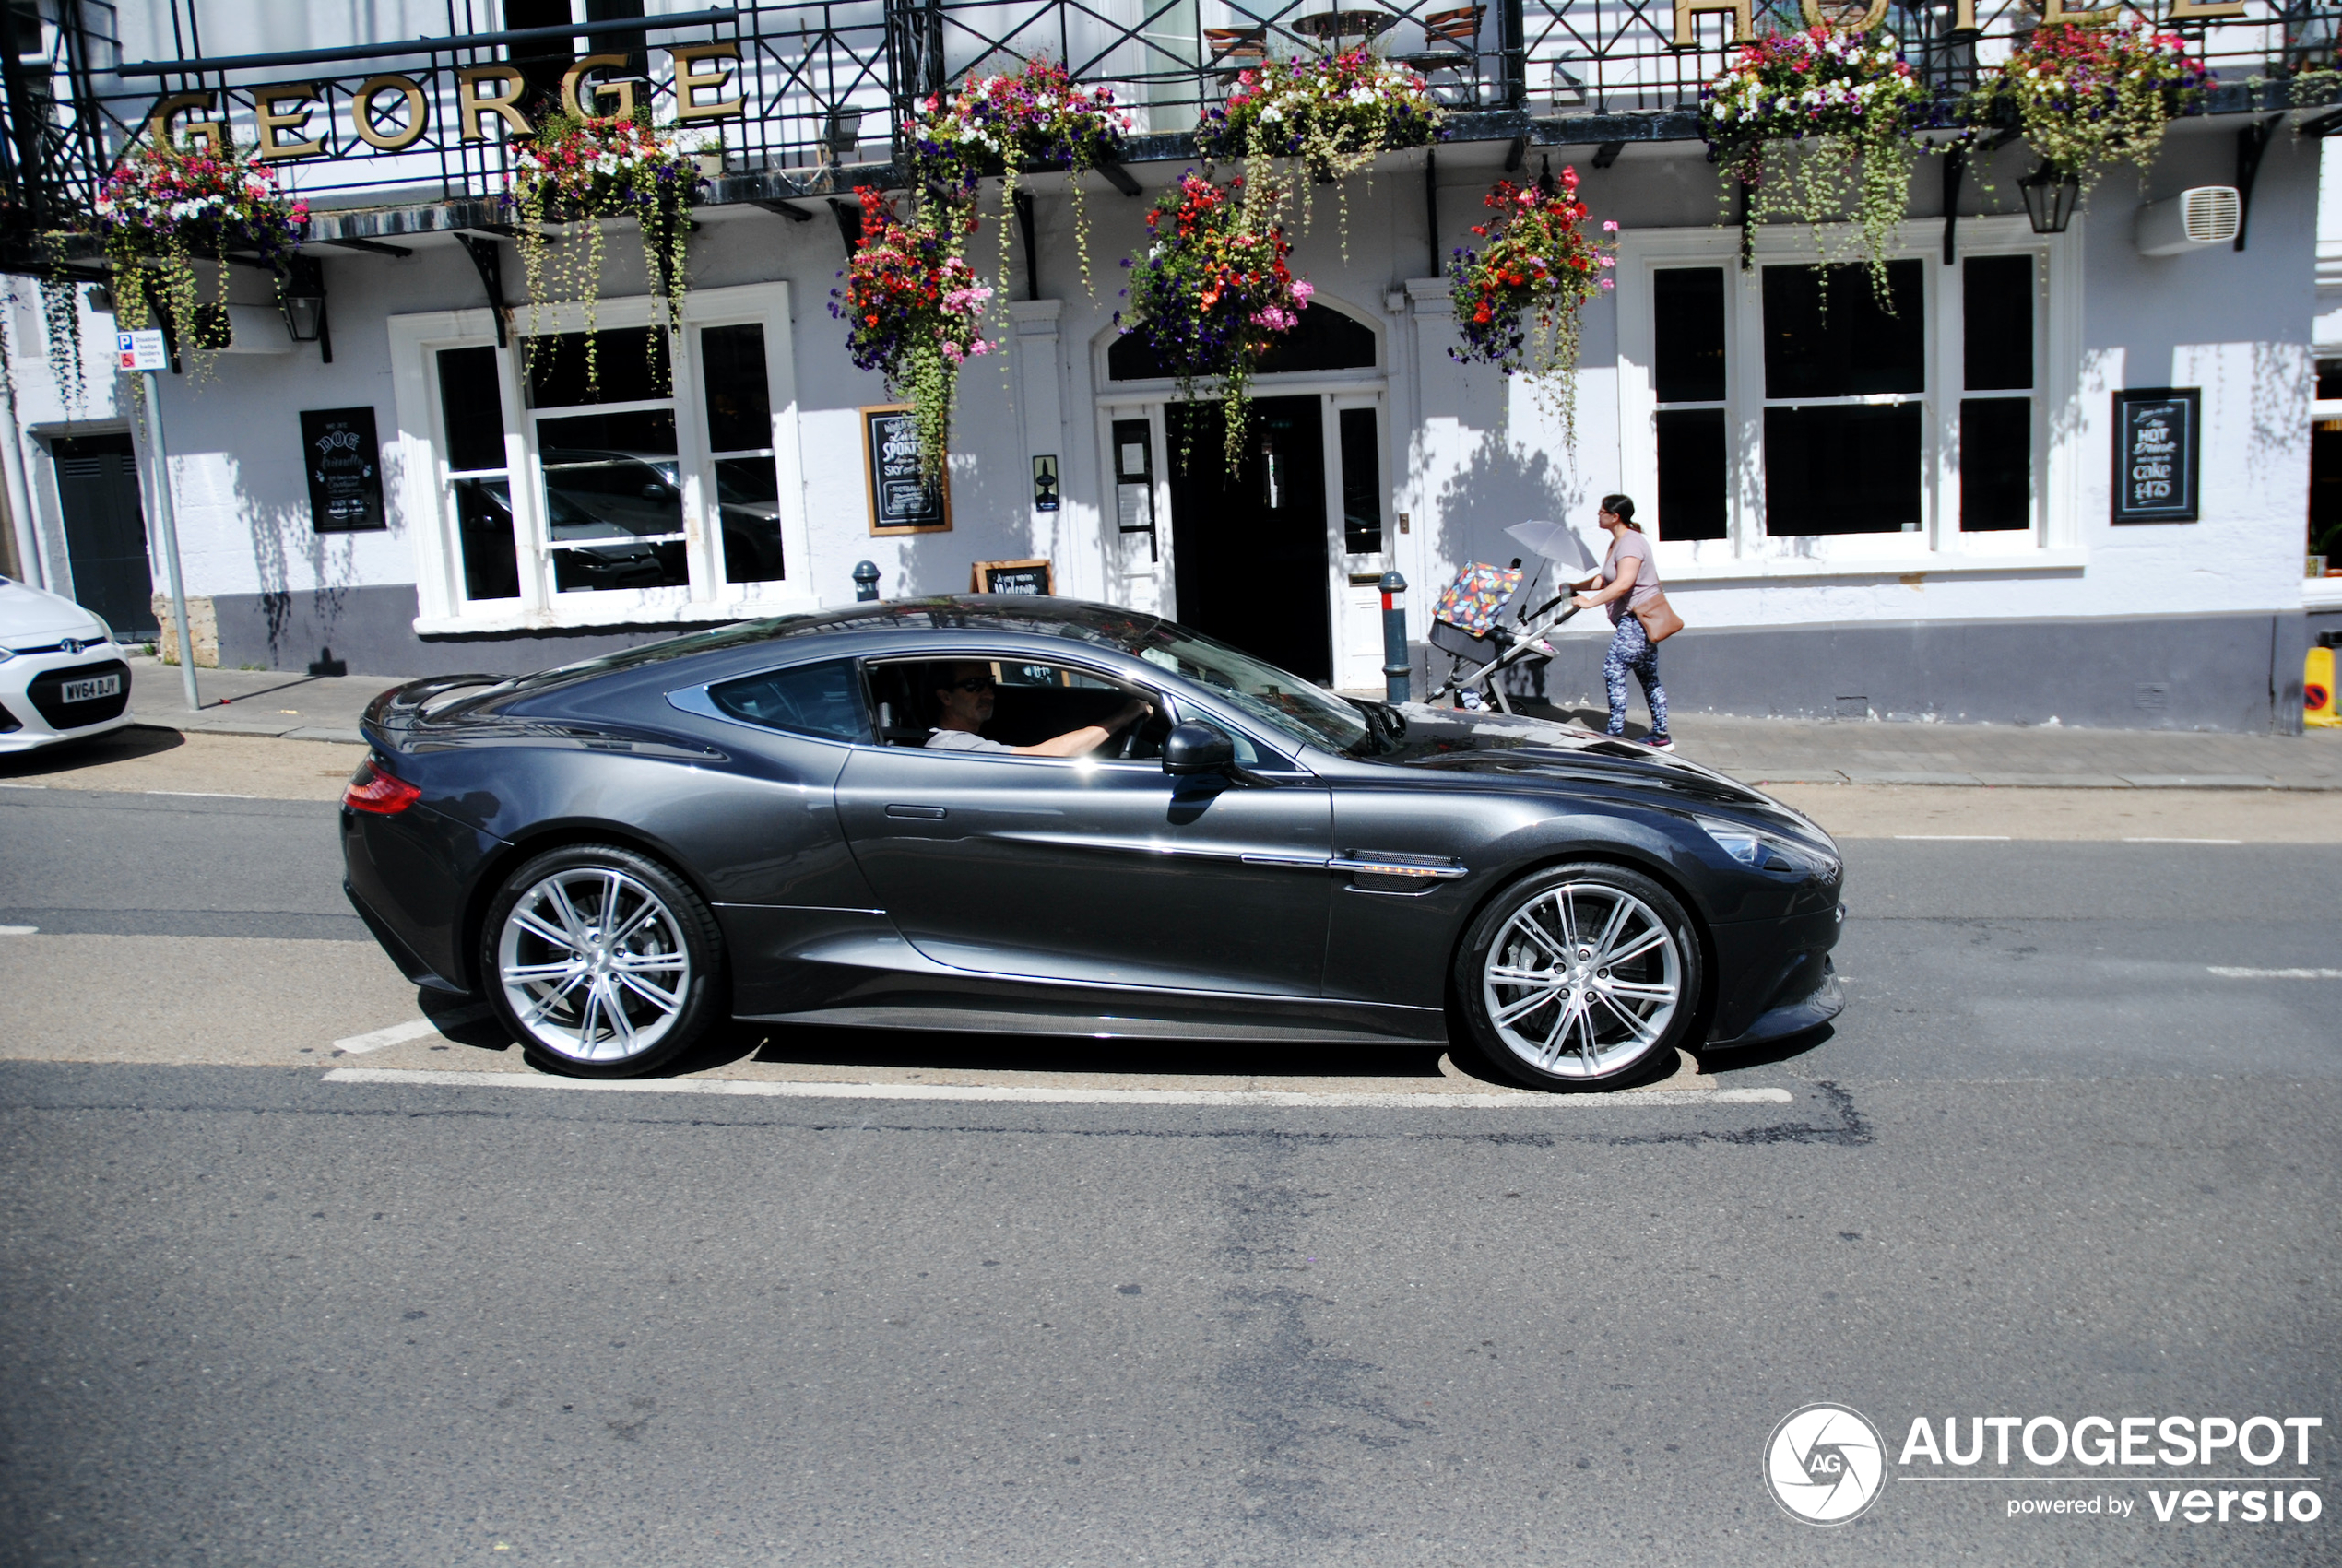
[343,757,422,815]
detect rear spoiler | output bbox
[360,675,505,749]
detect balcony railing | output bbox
[1,0,2335,248]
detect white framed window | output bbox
[1615,218,2082,581]
[388,282,810,634]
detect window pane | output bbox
[716,455,785,583]
[1338,407,1382,554]
[1762,262,1923,398]
[438,347,506,473]
[551,540,688,593]
[1655,408,1728,540]
[526,326,669,407]
[1964,255,2033,392]
[538,409,681,543]
[454,477,520,600]
[1959,397,2031,531]
[1763,404,1922,536]
[1653,267,1726,404]
[711,659,869,742]
[701,323,773,452]
[2319,360,2342,402]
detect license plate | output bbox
[62,673,122,703]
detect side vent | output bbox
[2135,187,2241,256]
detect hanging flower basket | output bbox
[1699,26,1923,291]
[506,110,704,394]
[1967,21,2210,198]
[907,58,1131,293]
[1198,48,1442,252]
[94,142,307,378]
[1448,170,1617,440]
[1117,171,1313,471]
[831,186,993,484]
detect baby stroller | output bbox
[1427,521,1601,713]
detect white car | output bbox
[0,575,134,752]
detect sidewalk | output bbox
[124,655,2342,789]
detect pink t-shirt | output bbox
[1603,532,1660,626]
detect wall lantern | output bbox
[2017,164,2080,235]
[279,253,330,357]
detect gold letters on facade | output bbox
[1798,0,1890,29]
[561,55,637,121]
[349,75,428,151]
[142,48,746,161]
[1671,0,1754,48]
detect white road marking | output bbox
[144,789,258,799]
[2206,966,2342,980]
[329,1006,494,1055]
[2123,836,2242,844]
[0,925,38,936]
[322,1067,1795,1108]
[0,782,48,789]
[1892,834,2011,841]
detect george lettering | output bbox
[254,82,325,160]
[455,65,529,141]
[350,75,428,152]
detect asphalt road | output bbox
[2,789,2336,1565]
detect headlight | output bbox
[1694,815,1840,879]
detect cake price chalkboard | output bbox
[300,407,385,533]
[860,405,952,535]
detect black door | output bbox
[1168,395,1332,683]
[52,435,157,638]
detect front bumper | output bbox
[1703,901,1846,1046]
[0,653,134,751]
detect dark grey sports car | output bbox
[341,597,1843,1089]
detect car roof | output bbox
[482,596,1175,708]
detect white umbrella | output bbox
[1504,519,1600,573]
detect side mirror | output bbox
[1162,721,1236,776]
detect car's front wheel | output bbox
[1452,862,1702,1091]
[481,843,726,1078]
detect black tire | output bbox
[1451,861,1703,1091]
[479,843,727,1079]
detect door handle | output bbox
[885,804,948,819]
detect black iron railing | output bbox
[1,0,2334,245]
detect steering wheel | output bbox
[1114,700,1156,761]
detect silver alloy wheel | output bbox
[496,867,692,1064]
[1480,879,1683,1079]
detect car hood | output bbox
[0,577,109,643]
[1362,703,1827,833]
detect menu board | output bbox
[2111,388,2199,525]
[860,404,951,534]
[300,407,385,533]
[971,558,1053,595]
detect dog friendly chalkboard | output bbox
[971,558,1053,595]
[860,404,951,534]
[300,407,385,533]
[2111,387,2198,525]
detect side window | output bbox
[867,656,1176,760]
[708,658,869,742]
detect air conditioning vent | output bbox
[2135,187,2241,256]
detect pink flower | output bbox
[1291,279,1314,302]
[1602,219,1618,233]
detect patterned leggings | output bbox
[1603,616,1668,737]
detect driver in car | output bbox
[925,661,1153,757]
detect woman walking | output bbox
[1569,494,1673,750]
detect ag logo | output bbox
[1764,1403,1887,1525]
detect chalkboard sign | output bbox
[971,558,1054,595]
[301,407,385,533]
[860,404,951,534]
[2111,387,2199,525]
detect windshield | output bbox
[1124,624,1369,756]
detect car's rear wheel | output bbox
[482,844,726,1078]
[1452,862,1701,1091]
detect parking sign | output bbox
[116,329,168,371]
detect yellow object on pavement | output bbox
[2308,645,2339,728]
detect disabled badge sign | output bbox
[116,329,168,371]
